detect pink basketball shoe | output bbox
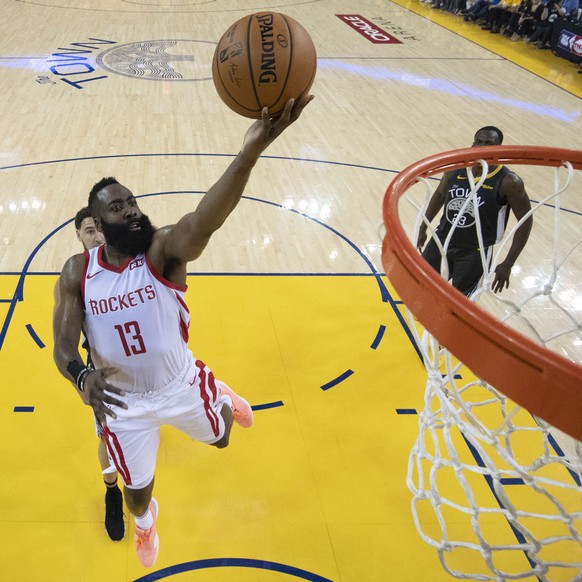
[134,498,159,568]
[219,383,254,428]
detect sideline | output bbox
[390,0,582,98]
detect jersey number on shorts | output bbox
[114,321,147,356]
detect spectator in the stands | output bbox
[505,0,544,40]
[526,0,566,48]
[481,0,522,32]
[464,0,502,21]
[561,0,579,18]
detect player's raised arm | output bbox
[162,94,313,264]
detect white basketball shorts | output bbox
[101,359,227,489]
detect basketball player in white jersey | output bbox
[416,126,533,296]
[53,95,313,568]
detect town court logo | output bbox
[96,40,215,81]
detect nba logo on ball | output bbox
[212,12,317,118]
[218,43,243,64]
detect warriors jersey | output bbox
[435,166,511,249]
[81,246,192,394]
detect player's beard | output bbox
[101,214,156,256]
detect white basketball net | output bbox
[401,159,582,581]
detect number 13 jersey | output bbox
[82,245,192,394]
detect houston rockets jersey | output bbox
[81,245,191,393]
[435,165,511,249]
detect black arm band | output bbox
[66,360,90,392]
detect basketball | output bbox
[212,12,317,118]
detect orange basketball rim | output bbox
[382,145,582,441]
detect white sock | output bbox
[134,506,154,531]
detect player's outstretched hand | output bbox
[492,261,512,293]
[241,93,314,160]
[83,367,127,423]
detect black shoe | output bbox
[105,486,125,541]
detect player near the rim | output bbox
[53,95,313,568]
[416,126,533,296]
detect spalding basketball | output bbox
[212,12,317,118]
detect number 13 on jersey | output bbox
[114,321,147,356]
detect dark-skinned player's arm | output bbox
[161,94,313,264]
[53,253,127,423]
[416,172,451,250]
[491,173,533,293]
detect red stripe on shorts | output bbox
[194,360,220,437]
[102,426,132,486]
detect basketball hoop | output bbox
[383,146,582,440]
[382,146,582,581]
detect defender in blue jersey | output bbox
[416,126,533,296]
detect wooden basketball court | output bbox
[0,0,580,580]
